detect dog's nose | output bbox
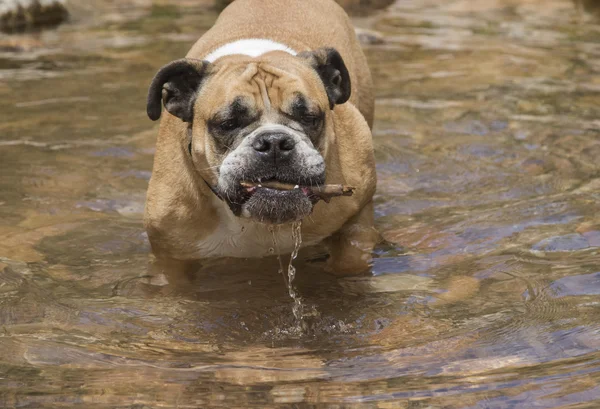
[252,133,296,162]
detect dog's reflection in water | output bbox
[118,243,479,354]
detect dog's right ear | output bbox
[298,48,351,110]
[147,58,211,123]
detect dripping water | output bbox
[288,221,303,320]
[270,221,304,322]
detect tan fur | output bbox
[188,0,374,126]
[145,0,377,274]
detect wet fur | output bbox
[145,0,377,273]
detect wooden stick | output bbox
[241,181,296,191]
[241,181,355,202]
[310,185,356,200]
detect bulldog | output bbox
[145,0,378,274]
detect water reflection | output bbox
[1,0,600,408]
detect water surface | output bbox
[1,0,599,407]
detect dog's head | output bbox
[147,48,351,224]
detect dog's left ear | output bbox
[298,47,351,109]
[147,58,212,123]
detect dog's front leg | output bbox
[324,201,380,276]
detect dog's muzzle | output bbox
[251,131,296,165]
[217,124,326,224]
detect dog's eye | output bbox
[218,119,240,132]
[300,115,321,127]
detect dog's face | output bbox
[147,48,351,224]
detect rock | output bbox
[532,233,590,252]
[574,178,600,194]
[0,0,68,33]
[436,276,480,304]
[582,230,600,247]
[575,0,600,15]
[551,272,600,297]
[521,157,547,176]
[369,315,452,348]
[576,221,600,234]
[214,0,233,10]
[335,0,395,14]
[355,27,386,46]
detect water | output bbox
[270,222,304,322]
[1,0,600,407]
[288,221,303,321]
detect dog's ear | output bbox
[147,58,211,122]
[298,47,351,109]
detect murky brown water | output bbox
[1,1,600,407]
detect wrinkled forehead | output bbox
[196,53,328,118]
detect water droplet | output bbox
[287,221,303,320]
[271,221,305,323]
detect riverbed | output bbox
[1,0,599,407]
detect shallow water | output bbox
[1,0,599,407]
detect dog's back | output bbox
[187,0,374,127]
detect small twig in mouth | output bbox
[240,181,355,203]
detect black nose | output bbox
[252,133,296,163]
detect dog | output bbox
[145,0,377,275]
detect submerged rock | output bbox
[575,0,600,14]
[335,0,395,14]
[532,233,590,252]
[355,27,386,46]
[0,0,68,32]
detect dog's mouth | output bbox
[219,178,355,225]
[241,180,321,204]
[241,180,355,202]
[224,178,313,225]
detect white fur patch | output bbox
[204,39,297,63]
[193,195,322,258]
